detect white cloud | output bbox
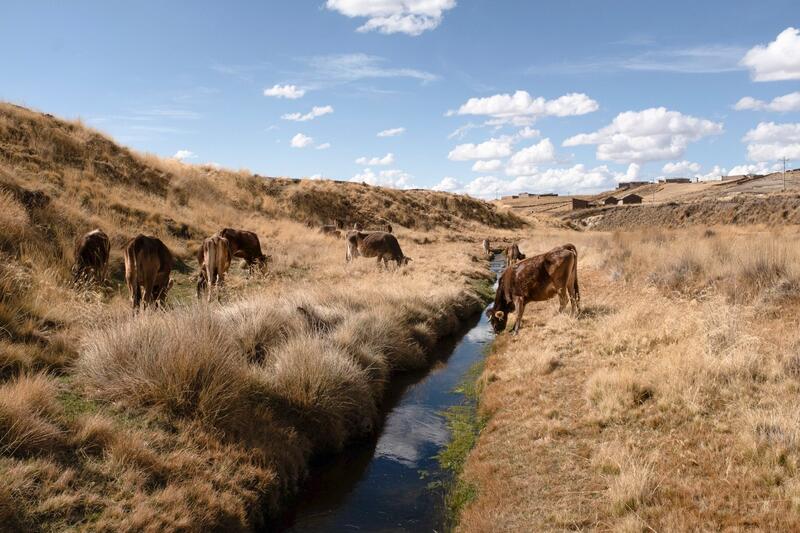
[696,165,726,181]
[662,160,701,175]
[316,142,331,150]
[281,105,334,122]
[728,162,783,176]
[351,168,413,188]
[290,133,313,148]
[471,159,502,172]
[448,137,513,161]
[625,163,641,180]
[517,126,541,139]
[173,149,196,160]
[743,122,800,161]
[431,176,461,192]
[505,138,557,176]
[460,164,619,199]
[356,153,395,165]
[377,127,405,137]
[453,90,599,125]
[325,0,456,36]
[263,84,305,99]
[741,27,800,82]
[734,92,800,112]
[305,53,437,86]
[563,107,723,163]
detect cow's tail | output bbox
[123,242,139,308]
[565,243,580,309]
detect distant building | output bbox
[538,193,558,197]
[665,177,691,184]
[518,192,532,197]
[622,193,643,204]
[571,198,591,209]
[500,195,518,201]
[604,196,619,205]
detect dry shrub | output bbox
[216,300,304,364]
[0,374,63,456]
[586,369,653,421]
[701,307,765,384]
[606,457,656,516]
[744,405,800,469]
[0,190,28,249]
[262,336,377,451]
[78,308,251,424]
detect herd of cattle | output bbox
[72,225,579,334]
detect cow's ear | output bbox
[494,311,505,319]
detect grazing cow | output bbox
[217,228,268,274]
[505,243,526,266]
[487,244,580,335]
[319,225,342,238]
[72,229,110,284]
[197,235,232,302]
[346,231,411,268]
[123,235,174,310]
[482,239,491,257]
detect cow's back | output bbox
[219,228,262,259]
[362,232,403,259]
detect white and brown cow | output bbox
[197,235,232,302]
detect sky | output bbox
[2,1,799,198]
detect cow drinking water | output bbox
[123,234,174,311]
[487,244,580,335]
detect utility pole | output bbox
[782,157,789,191]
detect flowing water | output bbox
[273,256,504,532]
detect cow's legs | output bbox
[126,268,139,310]
[511,296,526,335]
[567,283,578,316]
[558,288,568,313]
[376,256,383,270]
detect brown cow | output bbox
[487,244,580,335]
[505,243,526,266]
[319,225,342,238]
[197,235,232,302]
[218,228,268,274]
[123,235,174,310]
[72,229,110,284]
[482,239,491,258]
[346,231,411,268]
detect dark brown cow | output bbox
[487,244,580,335]
[123,235,174,310]
[505,243,526,266]
[72,229,110,284]
[345,231,411,268]
[197,235,232,302]
[218,228,268,273]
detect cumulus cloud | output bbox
[290,133,313,148]
[452,90,599,125]
[377,127,405,137]
[263,84,305,99]
[350,167,413,188]
[460,164,619,199]
[281,105,334,122]
[728,162,783,176]
[431,176,462,192]
[505,139,557,176]
[696,165,727,181]
[325,0,456,36]
[743,122,800,161]
[741,27,800,82]
[734,92,800,112]
[471,159,502,172]
[625,163,641,180]
[662,160,701,175]
[517,126,541,139]
[316,142,331,150]
[356,153,395,165]
[447,137,513,161]
[173,149,196,160]
[563,107,723,163]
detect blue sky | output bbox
[2,1,799,197]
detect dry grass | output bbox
[458,225,800,531]
[0,102,514,529]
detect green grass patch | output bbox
[437,359,489,530]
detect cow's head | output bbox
[155,278,175,305]
[486,306,508,333]
[401,256,413,266]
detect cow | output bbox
[319,225,342,238]
[217,228,268,274]
[505,243,526,266]
[487,244,580,335]
[123,235,174,311]
[197,235,232,302]
[72,229,110,285]
[482,239,491,258]
[345,231,411,268]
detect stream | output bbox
[272,255,505,532]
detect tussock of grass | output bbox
[0,374,64,457]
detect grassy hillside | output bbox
[0,103,520,531]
